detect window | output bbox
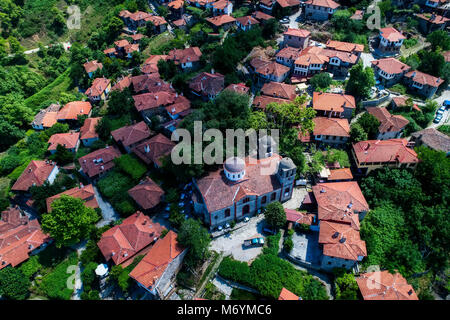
[270,192,277,201]
[261,196,267,204]
[243,205,250,215]
[243,197,250,203]
[225,209,231,217]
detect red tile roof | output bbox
[206,14,236,27]
[350,10,364,20]
[404,70,444,88]
[168,0,184,9]
[278,287,299,300]
[225,83,250,95]
[129,11,151,22]
[48,132,80,152]
[132,133,176,167]
[97,211,165,265]
[0,207,50,269]
[133,91,182,112]
[295,46,329,66]
[326,40,364,53]
[145,15,168,26]
[312,182,369,230]
[356,271,418,300]
[165,96,191,116]
[84,60,103,74]
[371,58,410,75]
[276,46,302,61]
[327,168,353,181]
[367,107,409,133]
[142,55,168,74]
[167,47,202,65]
[415,13,449,24]
[124,43,140,54]
[283,28,311,38]
[195,155,283,213]
[379,27,406,42]
[277,0,300,7]
[129,230,184,289]
[111,121,152,148]
[236,16,260,26]
[78,146,122,178]
[115,39,130,48]
[131,73,173,93]
[46,184,98,212]
[57,101,92,121]
[11,160,58,192]
[189,72,225,97]
[284,209,313,225]
[312,92,356,113]
[112,76,132,91]
[261,82,297,100]
[32,103,60,128]
[128,177,165,210]
[319,220,366,261]
[80,117,101,140]
[313,117,350,137]
[253,95,291,110]
[411,127,450,154]
[252,11,274,21]
[353,139,419,165]
[305,0,340,9]
[250,58,291,78]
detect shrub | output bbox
[114,154,147,181]
[284,236,294,252]
[0,267,31,300]
[19,255,42,278]
[218,256,252,286]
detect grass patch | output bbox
[142,32,175,56]
[438,125,450,136]
[197,251,220,290]
[114,154,147,181]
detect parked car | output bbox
[437,106,446,114]
[433,114,443,123]
[244,237,265,247]
[280,17,289,24]
[244,217,250,222]
[443,100,450,109]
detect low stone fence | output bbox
[361,93,391,107]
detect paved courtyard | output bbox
[290,232,321,265]
[282,187,308,210]
[209,215,266,262]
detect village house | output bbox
[283,28,310,49]
[371,58,411,87]
[46,184,99,212]
[193,155,297,230]
[276,0,301,15]
[252,10,275,24]
[133,91,187,120]
[141,55,168,75]
[47,132,80,154]
[310,117,351,147]
[259,0,276,13]
[78,146,122,181]
[284,208,315,230]
[11,160,59,193]
[352,139,420,175]
[325,40,364,58]
[293,46,329,78]
[86,78,111,102]
[212,0,233,16]
[250,58,291,84]
[403,70,444,99]
[31,103,60,130]
[356,270,418,300]
[303,0,340,21]
[261,81,297,100]
[128,177,165,212]
[189,71,225,100]
[146,15,168,34]
[0,206,51,270]
[97,211,165,267]
[167,47,202,71]
[411,127,450,155]
[165,96,192,120]
[206,14,236,31]
[186,0,215,9]
[111,121,153,153]
[326,168,353,182]
[111,75,132,92]
[129,33,145,44]
[80,117,101,146]
[168,0,184,19]
[276,46,302,68]
[83,60,103,78]
[131,73,173,94]
[321,48,359,77]
[253,95,292,110]
[416,13,449,33]
[312,92,356,119]
[129,230,187,299]
[224,83,250,95]
[132,133,176,168]
[312,181,369,270]
[367,107,409,140]
[235,16,260,31]
[376,27,405,56]
[57,101,92,124]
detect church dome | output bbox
[224,157,245,173]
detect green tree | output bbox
[177,218,211,268]
[356,112,380,140]
[0,267,30,300]
[310,73,332,90]
[49,144,74,165]
[334,270,359,300]
[264,201,286,229]
[350,122,368,143]
[427,30,450,51]
[41,195,99,247]
[107,88,134,115]
[346,62,376,100]
[418,50,445,78]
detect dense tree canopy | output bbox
[346,62,375,100]
[0,267,30,300]
[177,218,211,268]
[264,201,286,229]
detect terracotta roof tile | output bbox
[276,46,302,60]
[111,121,152,148]
[112,76,132,91]
[411,127,450,153]
[253,95,291,110]
[253,11,274,21]
[277,0,300,7]
[32,103,60,128]
[250,58,291,78]
[305,0,340,9]
[48,132,80,152]
[416,13,449,24]
[353,139,419,165]
[404,70,444,88]
[313,117,350,137]
[283,28,310,38]
[284,209,313,225]
[132,133,175,167]
[327,168,353,181]
[206,14,236,27]
[261,82,297,100]
[236,16,260,26]
[57,101,92,121]
[278,288,299,300]
[371,58,410,75]
[189,72,225,97]
[80,117,101,140]
[83,60,103,74]
[128,177,165,210]
[367,107,409,133]
[294,46,329,66]
[46,184,98,212]
[11,160,58,192]
[167,47,202,65]
[97,211,165,265]
[326,40,364,53]
[78,146,121,178]
[129,230,184,289]
[133,91,182,112]
[356,271,418,300]
[312,92,356,112]
[225,83,250,94]
[379,27,406,42]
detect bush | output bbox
[264,202,286,229]
[0,267,31,300]
[310,73,332,90]
[39,252,78,300]
[218,256,252,286]
[114,154,147,181]
[81,262,98,292]
[284,236,294,252]
[80,240,103,265]
[19,255,42,278]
